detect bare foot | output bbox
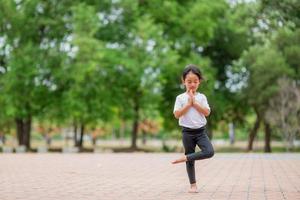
[188,184,198,193]
[171,156,187,164]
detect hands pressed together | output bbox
[187,89,196,106]
[174,89,210,119]
[187,89,210,117]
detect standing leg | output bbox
[182,132,197,184]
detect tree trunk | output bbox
[15,116,32,150]
[23,117,31,148]
[73,121,78,146]
[248,108,261,151]
[142,131,146,145]
[16,118,24,146]
[131,97,139,150]
[76,123,85,148]
[80,124,85,147]
[264,121,272,153]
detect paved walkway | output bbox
[0,153,300,200]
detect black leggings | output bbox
[182,126,214,184]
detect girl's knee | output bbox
[205,149,214,158]
[186,160,195,167]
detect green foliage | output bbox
[273,28,300,77]
[241,45,293,109]
[0,0,299,149]
[260,0,300,28]
[180,0,227,45]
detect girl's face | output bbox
[182,72,201,93]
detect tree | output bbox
[0,0,71,149]
[273,28,300,78]
[230,0,300,152]
[142,0,226,135]
[260,0,300,28]
[63,3,113,149]
[238,45,293,152]
[266,77,300,151]
[112,15,174,149]
[202,1,257,134]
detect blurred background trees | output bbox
[0,0,299,152]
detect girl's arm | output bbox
[174,103,192,119]
[174,98,193,119]
[193,102,210,117]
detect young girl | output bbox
[172,64,214,193]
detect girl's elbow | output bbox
[204,110,211,117]
[174,112,180,119]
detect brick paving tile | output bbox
[0,153,299,200]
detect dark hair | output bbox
[182,64,203,81]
